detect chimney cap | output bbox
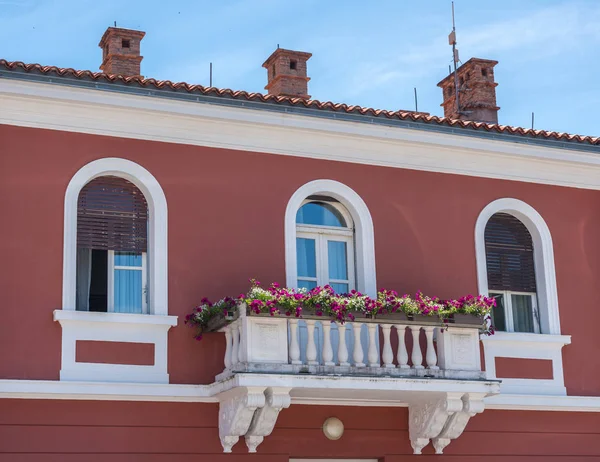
[262,48,312,68]
[98,27,146,47]
[437,57,498,87]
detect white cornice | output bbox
[1,79,600,191]
[1,378,600,412]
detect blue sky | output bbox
[2,0,599,136]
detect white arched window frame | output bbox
[475,198,571,396]
[285,179,376,297]
[475,198,559,335]
[54,158,176,384]
[61,158,168,315]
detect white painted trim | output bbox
[285,180,376,297]
[480,332,571,395]
[0,379,216,402]
[63,157,168,315]
[475,198,560,335]
[485,394,600,411]
[3,79,600,192]
[2,376,600,412]
[53,310,177,383]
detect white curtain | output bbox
[76,248,92,311]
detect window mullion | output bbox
[319,235,329,286]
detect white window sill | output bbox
[53,309,178,384]
[480,331,571,396]
[53,309,178,326]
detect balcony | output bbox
[212,304,499,455]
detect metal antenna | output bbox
[114,21,117,27]
[414,87,418,112]
[531,112,535,130]
[209,62,213,87]
[449,1,460,115]
[277,44,280,49]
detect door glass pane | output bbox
[296,202,346,227]
[298,279,318,291]
[330,282,349,294]
[511,294,535,333]
[114,269,143,313]
[297,238,317,277]
[115,251,142,267]
[328,240,348,280]
[491,293,506,331]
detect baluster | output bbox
[367,323,379,367]
[322,322,334,366]
[305,320,318,365]
[410,326,424,369]
[337,323,350,366]
[289,318,301,365]
[381,324,394,368]
[224,325,232,369]
[236,322,244,363]
[231,321,239,366]
[423,326,439,370]
[395,325,409,369]
[352,323,365,367]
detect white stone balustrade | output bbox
[217,310,483,381]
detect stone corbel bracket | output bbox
[245,387,292,452]
[408,392,486,455]
[218,386,291,453]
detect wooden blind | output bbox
[77,176,148,252]
[485,212,536,292]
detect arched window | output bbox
[484,213,539,333]
[295,199,355,293]
[61,157,168,316]
[474,198,560,335]
[76,176,149,314]
[285,179,376,296]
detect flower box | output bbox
[246,307,327,321]
[366,311,412,322]
[409,313,444,326]
[447,313,485,327]
[204,310,238,333]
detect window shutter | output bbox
[77,176,148,252]
[484,212,536,292]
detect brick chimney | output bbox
[437,58,499,124]
[262,48,312,99]
[99,27,145,77]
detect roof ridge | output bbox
[1,59,598,146]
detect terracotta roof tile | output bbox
[1,59,599,146]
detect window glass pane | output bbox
[114,269,143,313]
[297,238,317,278]
[330,282,349,294]
[511,294,535,333]
[298,279,318,291]
[115,251,142,267]
[328,240,348,280]
[296,202,346,227]
[491,293,506,332]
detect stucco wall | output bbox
[1,399,599,460]
[1,124,599,394]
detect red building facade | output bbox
[1,27,600,461]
